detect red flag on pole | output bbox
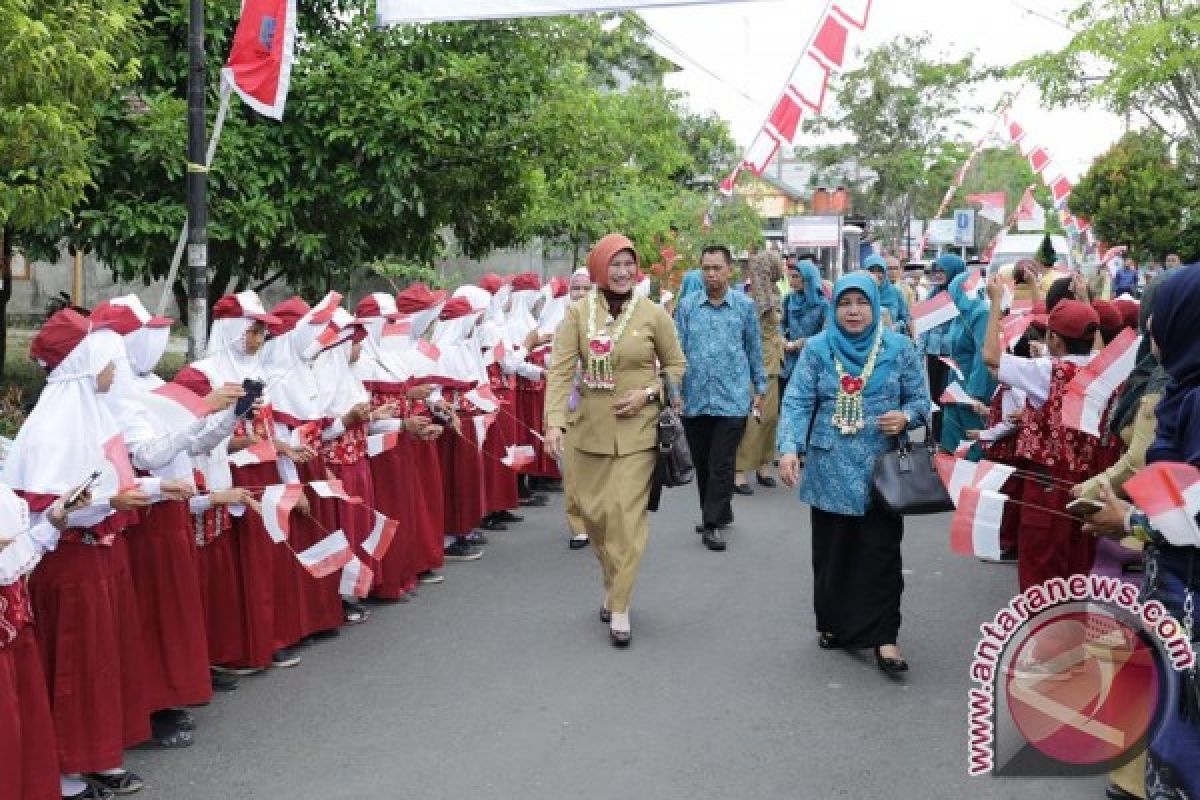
[221,0,297,120]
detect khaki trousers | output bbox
[562,437,586,536]
[571,446,656,614]
[735,374,780,472]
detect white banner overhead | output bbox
[377,0,766,25]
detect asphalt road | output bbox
[127,477,1105,800]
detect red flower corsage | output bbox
[589,338,613,356]
[840,374,864,394]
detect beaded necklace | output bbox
[582,289,640,391]
[831,327,884,435]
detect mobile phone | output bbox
[66,470,102,509]
[234,378,265,419]
[1066,497,1105,516]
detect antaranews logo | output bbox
[967,574,1195,777]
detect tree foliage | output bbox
[1069,130,1200,261]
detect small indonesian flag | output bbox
[465,386,500,413]
[260,483,304,543]
[308,479,363,504]
[103,434,139,491]
[950,486,1007,560]
[417,339,441,362]
[366,431,400,458]
[1062,328,1141,436]
[362,511,398,560]
[999,312,1034,351]
[961,271,983,297]
[939,382,974,406]
[296,530,353,578]
[308,291,342,324]
[382,318,412,339]
[221,0,297,120]
[911,292,959,336]
[228,438,278,467]
[939,357,964,381]
[935,453,1016,507]
[1124,463,1200,547]
[954,440,975,458]
[473,413,497,450]
[338,554,374,598]
[502,445,537,470]
[152,383,212,418]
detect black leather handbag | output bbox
[871,424,954,515]
[656,406,694,488]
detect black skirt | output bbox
[811,505,904,647]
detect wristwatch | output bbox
[644,386,658,402]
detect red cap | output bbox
[396,283,448,313]
[511,272,542,291]
[90,296,173,334]
[31,309,91,371]
[268,297,311,336]
[1047,299,1100,340]
[548,276,569,298]
[478,273,505,295]
[354,293,402,321]
[1091,299,1123,337]
[211,291,281,326]
[1115,298,1140,330]
[438,297,476,320]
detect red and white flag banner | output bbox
[465,386,500,414]
[102,434,139,492]
[953,440,975,458]
[950,486,1006,560]
[308,479,363,504]
[378,0,763,24]
[221,0,296,120]
[911,292,959,337]
[296,530,354,578]
[228,437,279,467]
[935,453,1016,507]
[338,555,374,598]
[1124,463,1200,547]
[999,312,1035,352]
[967,192,1006,225]
[260,482,304,543]
[363,511,398,560]
[366,431,400,458]
[1061,328,1141,436]
[502,445,537,470]
[152,383,213,419]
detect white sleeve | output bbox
[321,418,347,441]
[368,419,404,435]
[189,495,214,514]
[188,411,238,456]
[0,533,46,585]
[63,496,117,529]
[978,422,1016,442]
[997,356,1053,409]
[516,362,545,381]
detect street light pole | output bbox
[186,0,208,359]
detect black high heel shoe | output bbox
[610,628,631,647]
[875,646,909,674]
[818,632,840,649]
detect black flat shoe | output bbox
[610,628,631,647]
[755,474,777,488]
[702,528,727,552]
[818,632,840,650]
[733,483,754,496]
[85,770,144,796]
[493,510,524,523]
[694,522,730,534]
[65,784,113,800]
[152,708,195,732]
[875,646,909,674]
[1105,783,1142,800]
[569,536,589,550]
[519,494,548,507]
[480,517,507,532]
[599,608,611,624]
[210,670,239,692]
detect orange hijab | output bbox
[586,233,638,290]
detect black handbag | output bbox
[655,406,694,488]
[871,424,954,515]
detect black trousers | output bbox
[682,415,747,529]
[925,355,950,443]
[811,505,904,647]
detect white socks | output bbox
[610,611,630,633]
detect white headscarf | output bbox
[537,287,571,335]
[431,310,487,384]
[311,309,371,417]
[193,316,261,389]
[504,289,542,349]
[261,308,327,425]
[2,331,128,501]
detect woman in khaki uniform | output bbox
[545,234,686,648]
[735,252,785,492]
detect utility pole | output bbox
[186,0,208,358]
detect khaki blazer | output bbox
[545,293,686,456]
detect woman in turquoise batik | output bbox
[939,270,996,458]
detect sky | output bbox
[639,0,1126,182]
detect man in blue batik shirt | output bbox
[676,245,766,552]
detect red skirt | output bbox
[0,628,60,800]
[197,531,246,666]
[368,441,419,599]
[126,501,212,711]
[439,425,485,535]
[1016,469,1096,590]
[516,386,559,480]
[482,390,520,513]
[328,457,377,597]
[296,459,344,634]
[231,461,284,669]
[409,437,445,574]
[28,537,150,773]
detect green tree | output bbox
[0,0,140,380]
[1013,1,1200,148]
[1069,130,1199,261]
[800,33,995,254]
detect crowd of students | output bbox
[0,277,571,799]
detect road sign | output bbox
[954,209,975,247]
[786,215,841,248]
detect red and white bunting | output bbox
[102,433,139,491]
[1061,328,1141,436]
[296,530,353,578]
[363,511,398,560]
[950,486,1007,560]
[911,292,959,336]
[260,482,304,543]
[935,453,1016,507]
[338,554,373,598]
[308,479,363,504]
[502,445,537,470]
[1027,146,1052,175]
[1124,463,1200,547]
[939,382,974,406]
[228,438,278,467]
[366,431,400,458]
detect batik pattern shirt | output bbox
[676,289,767,417]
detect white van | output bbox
[986,233,1073,274]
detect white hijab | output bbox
[261,309,327,425]
[431,311,487,384]
[312,310,370,417]
[504,289,542,348]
